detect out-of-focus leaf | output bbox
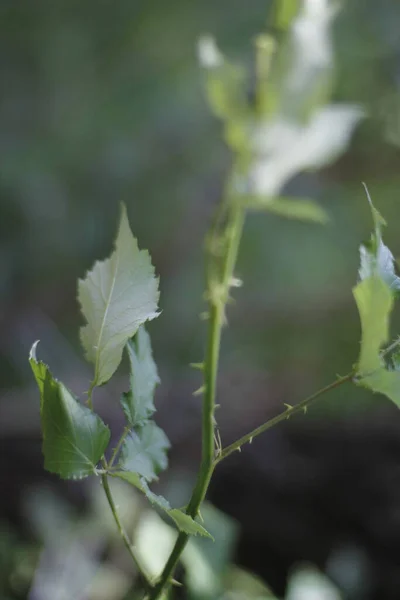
[249,106,364,198]
[244,196,329,223]
[118,422,170,482]
[121,327,160,427]
[275,0,300,31]
[78,204,159,387]
[29,342,110,479]
[197,36,248,124]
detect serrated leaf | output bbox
[353,277,400,408]
[244,196,329,224]
[121,327,160,427]
[358,192,400,294]
[78,204,159,387]
[118,422,170,482]
[29,342,110,479]
[111,471,213,538]
[168,510,214,540]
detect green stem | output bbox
[148,204,245,600]
[109,426,130,468]
[101,473,152,590]
[215,371,354,465]
[87,387,150,589]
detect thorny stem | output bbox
[214,371,354,465]
[148,203,245,600]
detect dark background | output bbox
[2,1,400,598]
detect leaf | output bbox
[244,196,329,224]
[78,204,159,387]
[111,472,213,538]
[121,327,160,427]
[353,276,392,374]
[353,278,400,408]
[275,0,299,30]
[197,36,248,124]
[118,422,170,482]
[249,106,364,198]
[29,342,110,479]
[168,510,214,540]
[358,189,400,294]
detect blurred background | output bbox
[2,0,400,599]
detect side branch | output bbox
[215,371,354,465]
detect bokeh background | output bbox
[2,1,400,598]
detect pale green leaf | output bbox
[121,327,160,427]
[353,277,400,407]
[244,196,329,224]
[111,471,213,538]
[118,422,170,482]
[29,342,110,479]
[78,204,159,387]
[360,369,400,409]
[353,276,392,374]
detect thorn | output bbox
[200,311,209,320]
[190,362,204,371]
[249,436,253,444]
[197,509,204,522]
[229,277,243,288]
[170,579,183,587]
[283,403,293,410]
[193,385,205,397]
[237,446,242,453]
[303,406,307,415]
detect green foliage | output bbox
[121,326,160,426]
[118,422,170,482]
[358,189,400,293]
[111,472,213,538]
[353,197,400,407]
[29,342,110,479]
[78,204,159,387]
[28,1,400,598]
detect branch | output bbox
[215,371,355,465]
[101,473,152,590]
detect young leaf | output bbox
[111,472,213,538]
[118,422,170,482]
[121,326,160,427]
[29,342,110,479]
[78,204,159,387]
[358,190,400,293]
